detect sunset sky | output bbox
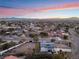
[0,0,79,18]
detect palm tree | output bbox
[33,36,39,42]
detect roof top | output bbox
[4,55,20,59]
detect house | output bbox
[54,44,71,53]
[52,37,62,41]
[40,42,55,52]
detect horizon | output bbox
[0,17,79,20]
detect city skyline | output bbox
[0,0,79,18]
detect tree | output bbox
[68,42,72,47]
[63,35,68,40]
[0,30,6,35]
[51,39,55,42]
[64,27,69,33]
[75,26,79,34]
[29,33,39,42]
[40,32,48,37]
[0,21,6,25]
[2,41,16,50]
[9,41,17,46]
[35,43,40,52]
[8,28,14,32]
[29,34,36,38]
[2,43,10,50]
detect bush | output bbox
[29,34,37,38]
[52,54,64,59]
[25,53,52,59]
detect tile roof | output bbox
[4,55,20,59]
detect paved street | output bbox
[69,29,79,59]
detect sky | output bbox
[0,0,79,18]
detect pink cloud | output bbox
[0,2,79,16]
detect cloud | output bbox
[0,2,79,16]
[0,5,14,8]
[35,2,79,11]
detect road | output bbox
[69,29,79,59]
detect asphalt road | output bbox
[69,29,79,59]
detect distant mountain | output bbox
[0,17,79,21]
[65,17,79,20]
